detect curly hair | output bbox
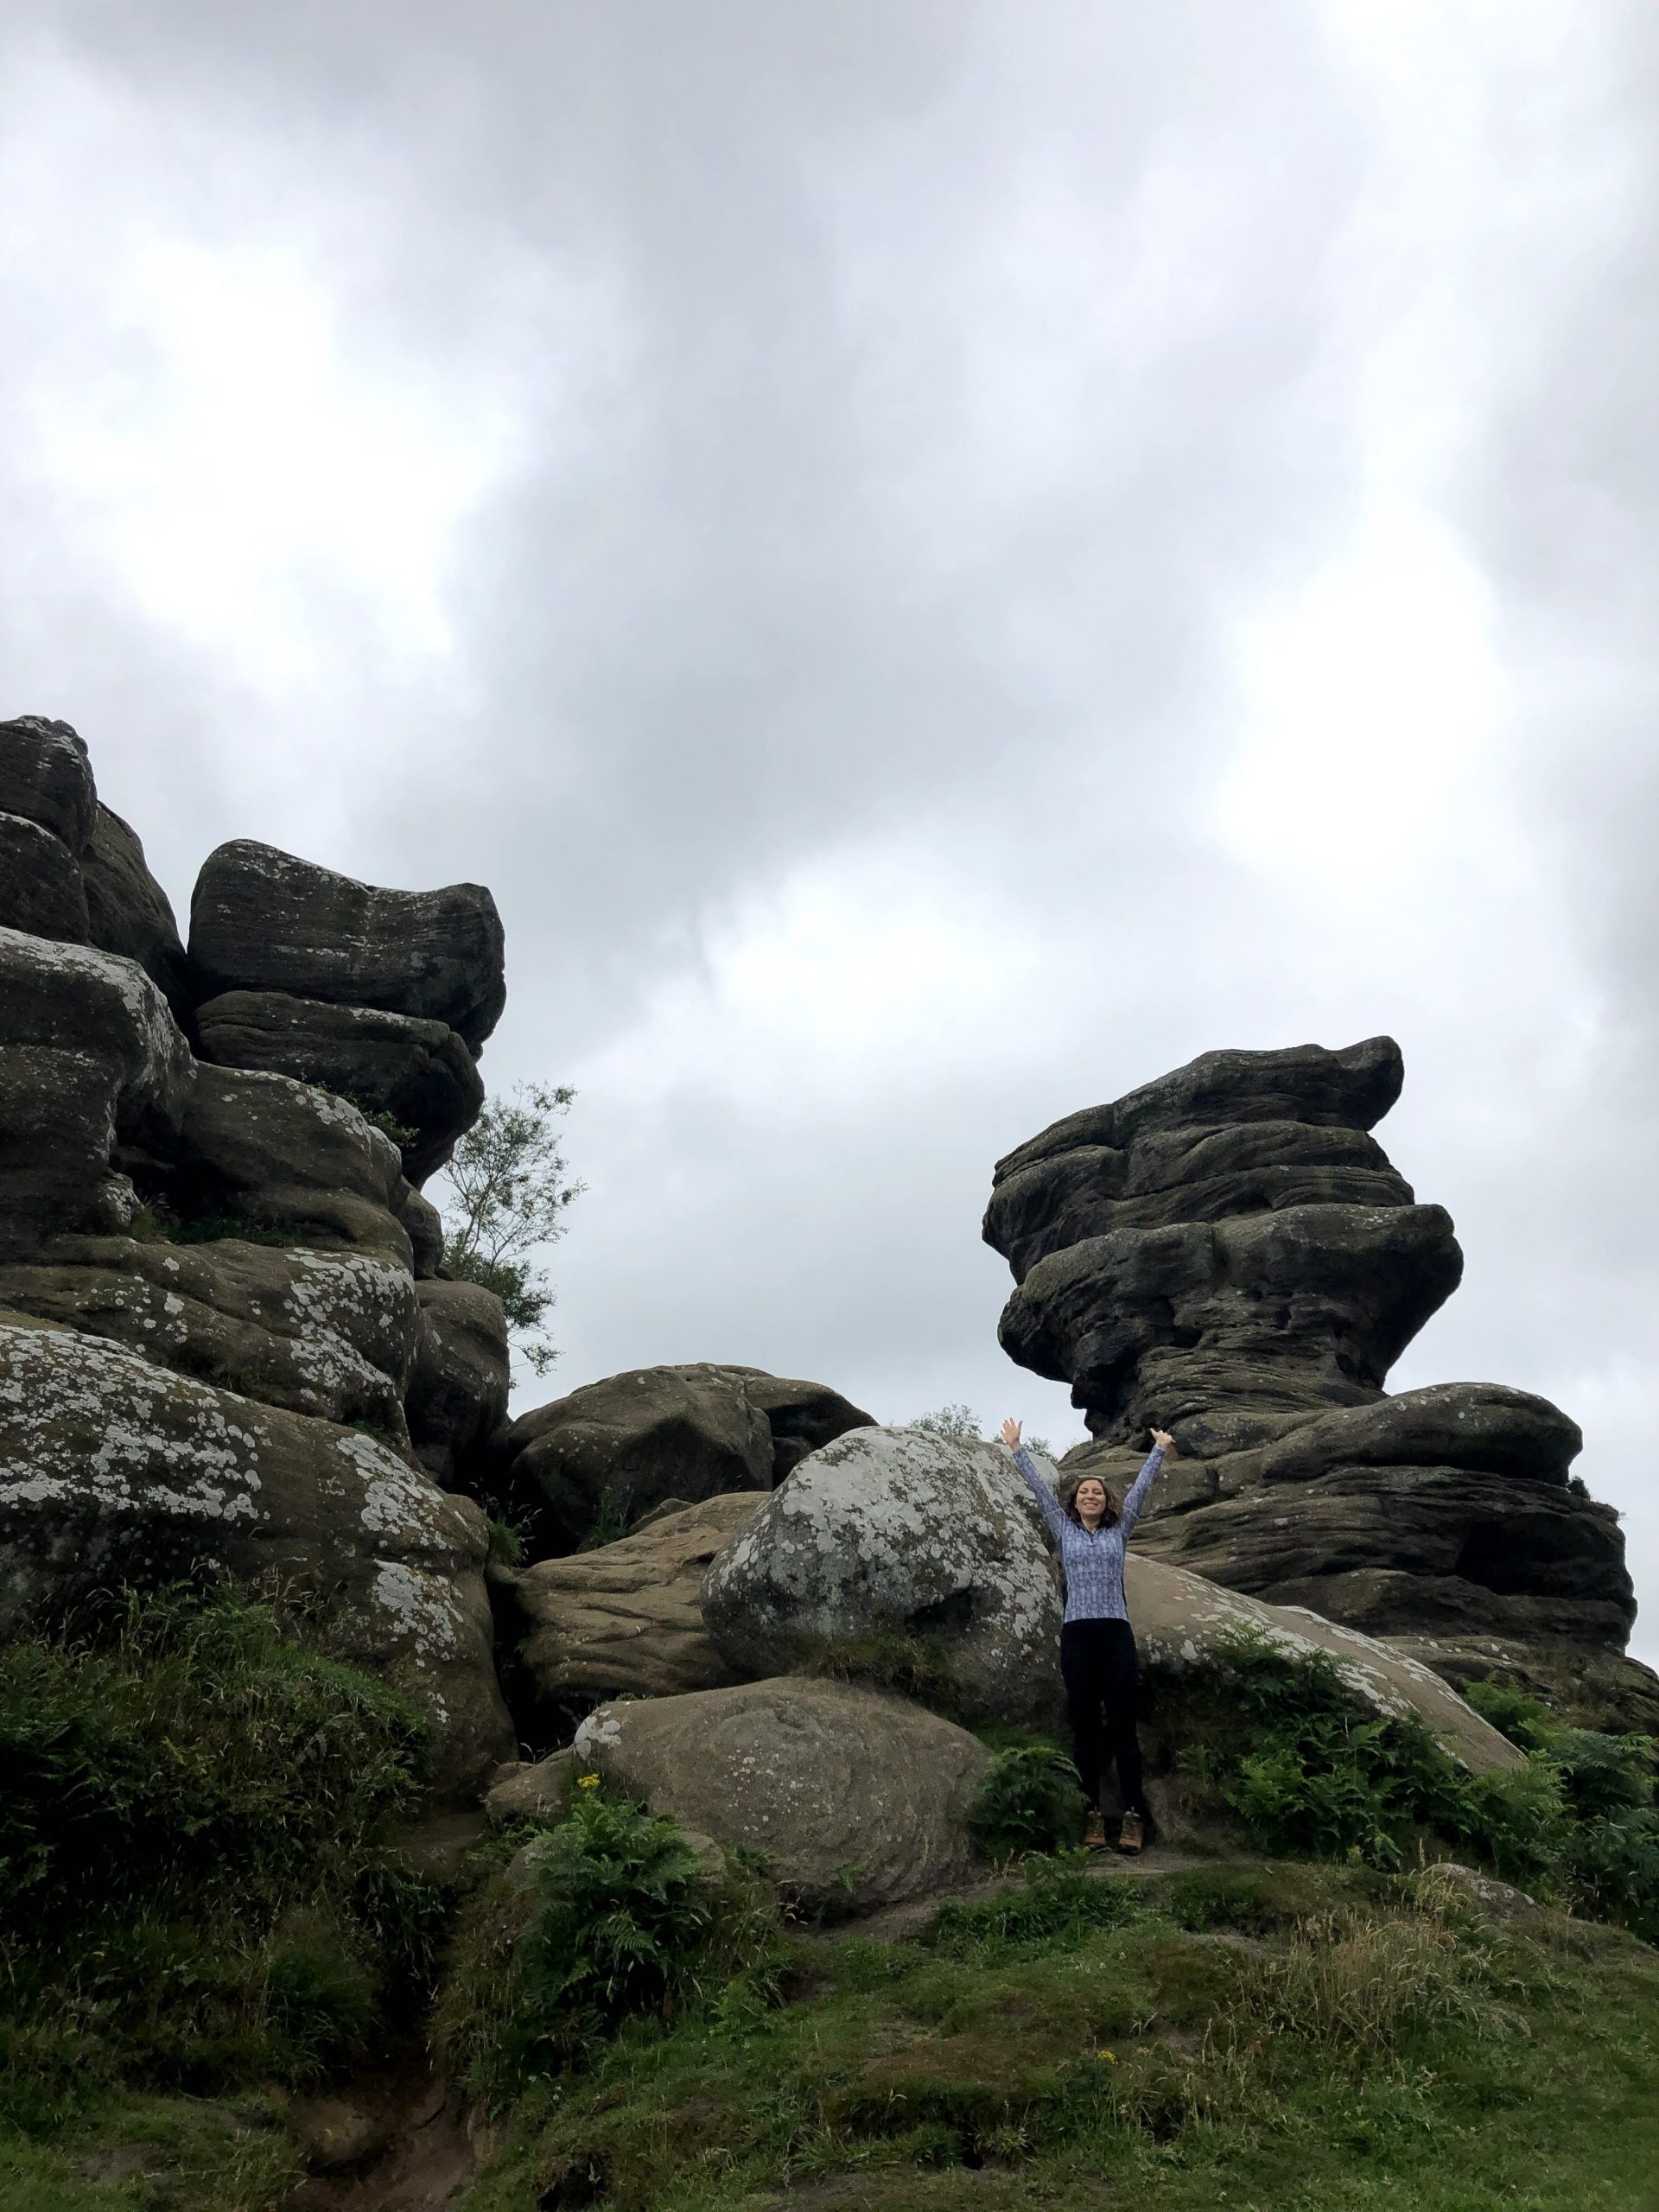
[1061,1471,1120,1529]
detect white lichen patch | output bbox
[367,1558,464,1661]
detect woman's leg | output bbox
[1101,1620,1147,1816]
[1059,1620,1108,1808]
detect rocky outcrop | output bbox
[493,1363,874,1556]
[0,1318,511,1794]
[506,1493,762,1726]
[987,1039,1639,1668]
[190,839,505,1051]
[0,717,517,1804]
[702,1427,1064,1729]
[571,1677,989,1916]
[194,992,484,1183]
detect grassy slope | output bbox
[461,1861,1659,2212]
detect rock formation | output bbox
[984,1038,1643,1700]
[0,716,513,1796]
[489,1361,874,1555]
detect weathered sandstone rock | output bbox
[572,1677,989,1916]
[0,1318,511,1796]
[80,804,196,1022]
[194,991,483,1185]
[190,840,505,1050]
[494,1363,874,1555]
[0,715,95,853]
[0,930,195,1255]
[404,1279,511,1486]
[0,812,90,941]
[0,1236,421,1441]
[509,1493,762,1721]
[702,1428,1063,1729]
[988,1039,1637,1662]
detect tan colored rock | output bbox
[512,1493,763,1713]
[485,1748,575,1827]
[572,1676,989,1916]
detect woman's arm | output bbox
[999,1418,1068,1543]
[1116,1428,1175,1543]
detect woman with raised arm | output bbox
[1001,1416,1174,1856]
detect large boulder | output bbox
[189,840,505,1051]
[701,1427,1063,1729]
[572,1677,989,1916]
[194,991,484,1185]
[987,1039,1638,1665]
[0,930,195,1255]
[0,812,90,941]
[0,1236,422,1441]
[80,804,196,1023]
[494,1363,874,1556]
[508,1493,762,1722]
[404,1279,511,1486]
[0,1317,512,1796]
[0,715,96,853]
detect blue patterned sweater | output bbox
[1010,1442,1166,1624]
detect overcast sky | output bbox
[3,3,1656,1660]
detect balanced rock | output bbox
[190,839,505,1051]
[701,1427,1064,1729]
[0,929,195,1255]
[571,1677,988,1916]
[988,1039,1637,1665]
[0,1318,512,1796]
[195,990,484,1184]
[508,1493,762,1726]
[494,1363,874,1556]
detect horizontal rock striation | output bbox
[986,1038,1640,1667]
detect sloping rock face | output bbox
[493,1363,874,1556]
[986,1039,1639,1669]
[0,717,518,1799]
[571,1677,989,1916]
[508,1492,761,1724]
[702,1427,1064,1729]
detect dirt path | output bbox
[287,2053,480,2212]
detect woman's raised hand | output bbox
[1000,1417,1022,1447]
[1150,1427,1175,1453]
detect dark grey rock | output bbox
[0,715,95,852]
[189,840,505,1050]
[494,1363,874,1556]
[404,1279,511,1486]
[194,989,483,1185]
[0,812,91,941]
[81,804,195,1021]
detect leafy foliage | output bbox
[904,1403,1058,1457]
[435,1081,583,1376]
[436,1789,780,2101]
[968,1737,1087,1862]
[0,1584,436,2112]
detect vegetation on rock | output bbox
[436,1080,583,1376]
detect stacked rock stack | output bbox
[0,714,516,1796]
[983,1038,1646,1716]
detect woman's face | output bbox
[1074,1478,1109,1522]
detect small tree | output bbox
[905,1403,1055,1456]
[437,1083,583,1376]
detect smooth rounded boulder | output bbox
[571,1676,989,1916]
[701,1426,1063,1729]
[189,840,506,1050]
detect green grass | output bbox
[453,1857,1659,2212]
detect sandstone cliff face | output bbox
[985,1039,1641,1673]
[0,716,514,1798]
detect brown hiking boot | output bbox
[1117,1811,1145,1857]
[1084,1808,1109,1850]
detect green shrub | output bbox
[435,1789,781,2101]
[969,1738,1086,1862]
[0,1584,436,2111]
[930,1852,1139,1960]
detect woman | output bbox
[1000,1415,1174,1855]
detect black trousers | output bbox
[1060,1617,1146,1816]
